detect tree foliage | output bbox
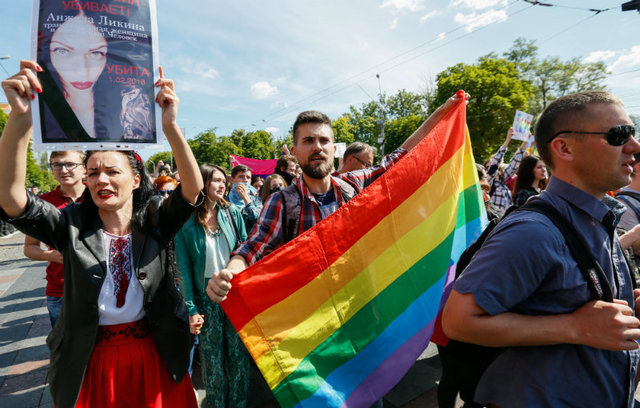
[504,38,609,115]
[430,55,534,161]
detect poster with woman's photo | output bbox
[30,0,162,150]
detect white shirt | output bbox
[98,231,145,325]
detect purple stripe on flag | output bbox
[340,320,436,408]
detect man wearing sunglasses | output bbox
[443,90,640,407]
[23,150,86,328]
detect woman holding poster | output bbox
[36,0,156,144]
[0,61,200,408]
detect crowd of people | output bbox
[2,56,640,408]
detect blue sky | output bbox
[1,0,639,157]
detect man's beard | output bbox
[301,160,333,179]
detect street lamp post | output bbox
[0,56,11,77]
[376,74,386,156]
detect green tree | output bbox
[430,55,534,161]
[505,38,609,115]
[146,151,172,173]
[210,136,241,171]
[0,110,7,134]
[239,130,274,160]
[332,114,356,145]
[383,115,425,154]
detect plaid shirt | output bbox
[234,148,407,264]
[487,146,525,213]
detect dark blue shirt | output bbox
[455,176,640,408]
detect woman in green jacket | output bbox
[175,163,250,408]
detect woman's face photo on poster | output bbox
[33,0,159,148]
[49,12,108,137]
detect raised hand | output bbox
[1,60,43,118]
[154,66,179,128]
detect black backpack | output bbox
[440,198,614,405]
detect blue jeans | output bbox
[46,296,62,328]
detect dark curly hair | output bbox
[83,150,155,231]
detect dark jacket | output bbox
[0,187,201,408]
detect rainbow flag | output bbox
[221,101,486,408]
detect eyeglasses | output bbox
[49,162,82,171]
[548,125,636,146]
[157,190,174,196]
[351,155,373,168]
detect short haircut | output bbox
[344,142,377,159]
[276,154,297,171]
[292,110,332,145]
[534,90,623,169]
[50,150,85,163]
[231,164,251,178]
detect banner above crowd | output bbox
[230,155,278,178]
[30,0,162,151]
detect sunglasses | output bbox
[548,125,636,146]
[49,162,82,171]
[157,190,174,196]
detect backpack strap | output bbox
[279,177,360,244]
[615,194,640,223]
[279,184,302,244]
[334,177,360,203]
[519,199,614,302]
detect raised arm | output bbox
[400,91,469,151]
[154,67,203,204]
[0,60,43,218]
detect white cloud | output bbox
[201,68,219,79]
[454,9,507,32]
[251,81,279,99]
[451,0,508,10]
[180,58,219,80]
[380,0,425,12]
[420,10,442,23]
[389,17,399,30]
[436,32,446,41]
[265,127,279,134]
[610,46,640,71]
[584,50,616,64]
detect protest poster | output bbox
[30,0,162,151]
[335,142,346,158]
[511,110,533,142]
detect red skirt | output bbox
[74,320,197,408]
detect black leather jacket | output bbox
[1,187,201,408]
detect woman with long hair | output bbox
[175,163,251,408]
[260,173,286,203]
[0,61,202,408]
[512,155,547,208]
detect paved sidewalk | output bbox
[0,232,52,408]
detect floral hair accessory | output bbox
[133,153,143,171]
